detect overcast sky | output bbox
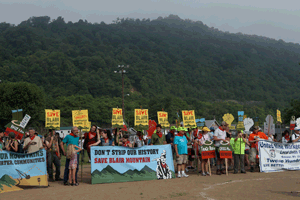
[1,0,300,43]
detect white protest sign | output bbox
[244,118,254,133]
[19,114,31,129]
[296,117,300,127]
[265,115,275,135]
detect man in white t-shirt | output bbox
[23,128,43,153]
[292,127,300,142]
[213,121,228,175]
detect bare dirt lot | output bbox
[2,165,300,200]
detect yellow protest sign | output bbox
[72,110,89,129]
[45,109,60,129]
[134,109,149,129]
[277,109,282,123]
[157,111,170,128]
[182,110,196,128]
[223,113,235,129]
[82,121,91,133]
[112,108,123,128]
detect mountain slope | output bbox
[0,15,299,125]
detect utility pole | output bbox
[114,65,129,120]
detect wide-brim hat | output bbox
[202,127,211,132]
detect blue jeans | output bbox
[64,154,79,183]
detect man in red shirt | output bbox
[248,126,268,172]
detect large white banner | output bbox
[258,140,300,172]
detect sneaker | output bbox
[177,174,182,178]
[250,166,254,172]
[182,173,189,178]
[221,169,226,174]
[216,169,221,175]
[241,170,246,174]
[64,182,69,186]
[190,166,195,170]
[206,172,210,176]
[185,168,189,172]
[202,172,206,176]
[74,182,79,186]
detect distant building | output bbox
[56,127,72,138]
[205,120,220,129]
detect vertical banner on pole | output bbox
[182,110,196,128]
[277,110,282,123]
[134,109,149,130]
[72,110,89,129]
[112,108,124,128]
[45,109,60,129]
[157,111,170,128]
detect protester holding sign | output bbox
[23,128,43,153]
[83,125,97,162]
[291,127,300,142]
[213,121,228,175]
[63,126,80,186]
[174,127,190,178]
[248,126,268,172]
[151,124,167,145]
[198,127,211,176]
[234,130,249,174]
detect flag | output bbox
[277,110,282,123]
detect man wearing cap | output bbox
[248,126,268,172]
[23,127,43,153]
[174,127,190,178]
[213,121,228,175]
[292,127,300,143]
[151,124,167,145]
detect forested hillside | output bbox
[0,15,299,127]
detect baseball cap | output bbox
[177,127,185,132]
[202,127,211,132]
[294,127,300,131]
[184,128,188,132]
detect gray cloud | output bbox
[1,0,300,43]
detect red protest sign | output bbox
[201,150,216,159]
[219,151,233,159]
[147,120,157,137]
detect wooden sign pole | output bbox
[225,158,228,176]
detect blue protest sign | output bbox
[0,149,48,193]
[91,145,175,184]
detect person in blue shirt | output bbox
[174,127,191,178]
[63,126,80,186]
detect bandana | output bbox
[161,163,166,168]
[193,130,198,137]
[284,135,290,141]
[30,135,35,141]
[177,133,183,137]
[104,138,109,143]
[170,130,175,136]
[157,132,163,138]
[70,133,78,137]
[123,141,130,147]
[219,126,225,131]
[197,133,203,140]
[89,131,97,140]
[139,136,143,141]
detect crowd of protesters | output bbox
[1,123,300,184]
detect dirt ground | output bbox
[2,165,300,200]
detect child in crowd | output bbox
[67,144,82,186]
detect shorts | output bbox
[69,164,77,169]
[176,154,188,164]
[245,149,250,155]
[249,148,258,163]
